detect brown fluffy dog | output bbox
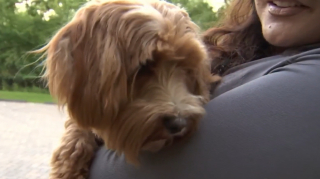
[35,0,220,178]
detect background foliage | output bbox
[0,0,227,93]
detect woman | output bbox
[89,0,320,178]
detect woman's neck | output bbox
[273,42,320,55]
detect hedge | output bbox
[0,75,49,93]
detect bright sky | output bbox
[206,0,225,11]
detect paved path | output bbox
[0,101,67,179]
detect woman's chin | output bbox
[262,29,318,49]
[263,33,301,48]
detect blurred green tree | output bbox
[167,0,224,29]
[0,0,226,91]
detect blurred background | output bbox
[0,0,229,178]
[0,0,230,103]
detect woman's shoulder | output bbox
[212,44,320,98]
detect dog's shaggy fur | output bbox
[35,0,220,178]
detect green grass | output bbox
[0,90,55,103]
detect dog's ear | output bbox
[34,0,184,129]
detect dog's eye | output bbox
[138,59,155,75]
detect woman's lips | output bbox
[268,1,308,16]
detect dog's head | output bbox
[37,0,219,164]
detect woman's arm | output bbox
[89,58,320,179]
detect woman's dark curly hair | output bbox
[203,0,278,75]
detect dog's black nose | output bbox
[163,116,187,134]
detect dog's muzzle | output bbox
[163,116,187,135]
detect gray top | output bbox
[89,44,320,179]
